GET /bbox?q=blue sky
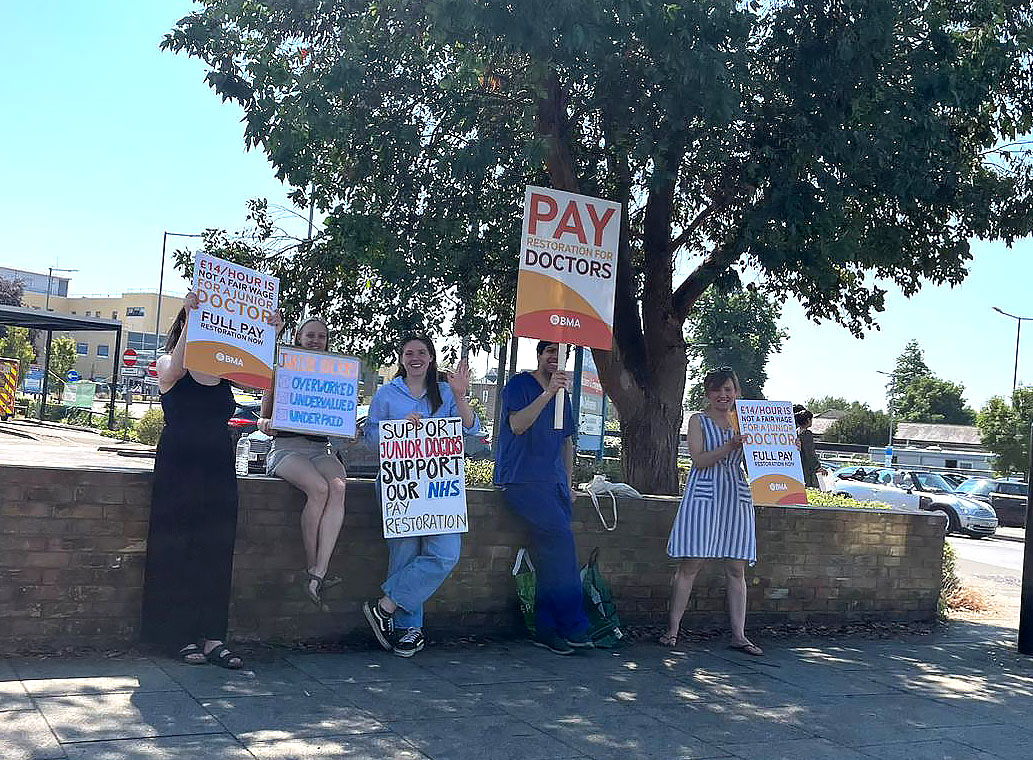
[2,2,1030,412]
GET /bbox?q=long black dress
[140,372,239,650]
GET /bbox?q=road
[948,533,1024,575]
[0,419,153,469]
[948,532,1024,628]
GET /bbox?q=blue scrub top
[494,371,575,486]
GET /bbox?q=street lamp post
[39,266,78,421]
[876,370,895,465]
[992,306,1033,392]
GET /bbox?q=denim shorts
[266,436,333,476]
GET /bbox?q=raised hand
[183,292,200,312]
[447,359,472,397]
[268,310,285,337]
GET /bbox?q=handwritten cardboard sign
[735,400,808,506]
[185,253,279,389]
[271,346,361,438]
[514,186,621,350]
[378,417,468,538]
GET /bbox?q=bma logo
[215,351,243,367]
[549,314,581,328]
[769,482,788,492]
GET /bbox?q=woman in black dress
[140,291,243,668]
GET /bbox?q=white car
[830,467,998,538]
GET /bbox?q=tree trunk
[593,313,688,496]
[618,382,685,495]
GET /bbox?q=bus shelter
[0,304,122,428]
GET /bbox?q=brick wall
[0,464,945,652]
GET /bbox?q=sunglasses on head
[708,366,733,373]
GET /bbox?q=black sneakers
[532,632,575,655]
[393,628,425,658]
[362,599,394,651]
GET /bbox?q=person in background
[794,406,825,489]
[662,367,761,656]
[362,335,481,657]
[494,340,592,656]
[258,317,348,611]
[140,292,254,669]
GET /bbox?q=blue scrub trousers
[501,482,589,639]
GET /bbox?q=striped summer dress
[667,413,757,563]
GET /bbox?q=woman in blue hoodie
[362,335,481,657]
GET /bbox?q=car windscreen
[913,472,952,492]
[956,479,992,496]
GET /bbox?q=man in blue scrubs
[495,340,592,655]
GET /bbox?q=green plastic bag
[580,547,627,648]
[512,548,536,636]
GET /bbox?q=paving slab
[62,733,253,760]
[202,693,386,743]
[537,711,730,760]
[634,701,812,746]
[472,680,628,722]
[388,714,585,760]
[0,661,33,712]
[246,732,431,759]
[284,652,434,685]
[158,659,332,700]
[34,690,222,743]
[13,657,181,696]
[414,648,564,687]
[332,678,501,721]
[721,737,872,760]
[858,738,1004,760]
[0,709,66,760]
[933,723,1033,758]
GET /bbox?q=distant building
[4,266,183,382]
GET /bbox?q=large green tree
[164,0,1033,493]
[48,338,77,397]
[977,387,1033,476]
[823,405,895,448]
[685,283,786,407]
[887,339,975,423]
[897,375,975,424]
[0,327,36,385]
[887,339,932,412]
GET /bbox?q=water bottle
[235,436,250,477]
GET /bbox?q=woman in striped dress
[662,367,761,656]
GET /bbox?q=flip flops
[659,632,679,647]
[177,643,206,665]
[303,571,330,612]
[205,642,244,669]
[728,641,764,657]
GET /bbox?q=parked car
[937,472,972,490]
[955,478,1028,527]
[829,467,998,537]
[243,406,492,477]
[228,400,261,446]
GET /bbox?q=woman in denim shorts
[258,318,347,610]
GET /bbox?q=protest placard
[514,186,621,351]
[184,253,279,389]
[270,346,361,437]
[735,400,808,506]
[378,417,468,539]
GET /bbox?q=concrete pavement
[3,618,1032,760]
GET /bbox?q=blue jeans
[501,482,589,639]
[382,533,461,629]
